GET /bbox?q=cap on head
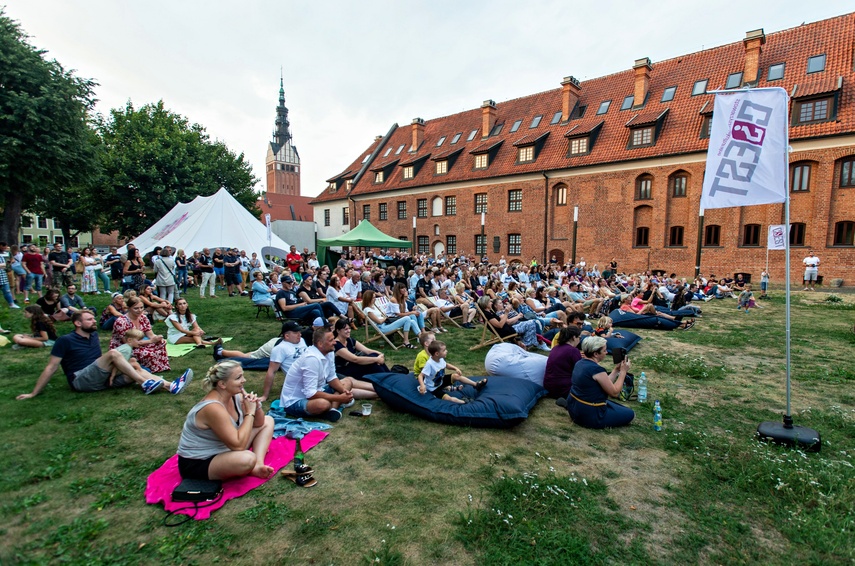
[281,321,303,334]
[281,275,294,284]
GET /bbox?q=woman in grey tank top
[176,361,275,480]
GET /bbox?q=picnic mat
[166,337,232,358]
[145,429,328,520]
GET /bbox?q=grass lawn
[1,289,853,565]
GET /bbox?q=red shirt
[22,252,44,275]
[286,252,303,272]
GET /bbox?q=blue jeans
[1,282,14,306]
[176,268,188,293]
[567,398,635,429]
[282,303,324,322]
[233,357,271,371]
[378,316,417,337]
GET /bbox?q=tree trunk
[1,193,23,245]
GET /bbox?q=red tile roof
[512,131,550,147]
[431,147,463,161]
[312,12,855,204]
[564,119,604,137]
[625,109,669,127]
[794,75,843,98]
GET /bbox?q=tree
[0,9,99,245]
[97,101,259,239]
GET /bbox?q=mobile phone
[349,411,364,417]
[611,347,626,365]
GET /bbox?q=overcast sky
[4,1,852,198]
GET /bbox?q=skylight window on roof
[436,136,446,147]
[661,86,677,102]
[467,129,478,141]
[451,132,462,144]
[807,54,826,74]
[529,115,542,128]
[620,95,634,110]
[767,63,785,81]
[490,122,503,136]
[550,111,563,125]
[596,101,611,115]
[395,144,404,155]
[510,119,522,133]
[383,147,392,157]
[692,79,708,96]
[361,154,370,163]
[725,72,743,89]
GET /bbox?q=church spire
[272,73,291,148]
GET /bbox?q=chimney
[561,76,581,121]
[411,118,425,151]
[633,57,652,108]
[481,100,497,137]
[743,28,766,84]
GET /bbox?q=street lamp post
[571,206,579,265]
[412,216,417,254]
[480,212,485,257]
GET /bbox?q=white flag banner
[265,213,272,244]
[767,224,787,250]
[700,87,789,210]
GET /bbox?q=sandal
[294,463,314,475]
[403,343,416,349]
[281,470,318,488]
[475,378,488,391]
[682,319,696,331]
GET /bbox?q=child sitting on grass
[737,285,755,313]
[417,340,486,404]
[114,329,191,394]
[412,331,435,376]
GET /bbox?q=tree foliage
[97,101,259,239]
[0,9,98,244]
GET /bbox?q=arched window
[635,174,653,200]
[554,184,568,206]
[669,171,689,197]
[833,221,854,246]
[704,224,721,246]
[633,205,652,247]
[431,196,443,216]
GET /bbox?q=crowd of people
[6,240,795,483]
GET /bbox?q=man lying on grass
[16,311,192,400]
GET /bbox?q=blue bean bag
[360,372,546,428]
[609,309,681,330]
[605,330,642,353]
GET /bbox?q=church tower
[265,76,301,195]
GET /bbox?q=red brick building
[312,14,855,284]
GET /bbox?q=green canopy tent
[317,220,412,268]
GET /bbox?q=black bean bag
[608,309,681,330]
[360,372,545,428]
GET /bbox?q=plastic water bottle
[653,400,663,431]
[637,372,647,403]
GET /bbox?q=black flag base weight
[757,414,821,452]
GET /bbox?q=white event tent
[119,188,289,271]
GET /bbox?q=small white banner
[767,224,787,250]
[701,87,789,210]
[265,213,272,244]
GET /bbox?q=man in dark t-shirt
[48,242,74,287]
[223,248,241,296]
[105,247,123,281]
[16,311,191,399]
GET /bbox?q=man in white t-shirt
[259,321,309,402]
[278,327,355,422]
[802,250,820,291]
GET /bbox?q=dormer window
[631,127,653,147]
[345,180,353,191]
[374,171,384,184]
[474,154,488,169]
[436,160,448,175]
[328,182,337,192]
[795,97,832,124]
[403,166,414,180]
[518,146,534,163]
[569,137,588,155]
[626,109,668,149]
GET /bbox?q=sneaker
[24,299,30,304]
[142,379,163,395]
[555,397,567,408]
[324,408,342,422]
[12,344,22,350]
[538,343,552,352]
[10,303,20,309]
[213,343,224,361]
[240,291,249,296]
[340,399,356,409]
[803,287,810,291]
[461,323,475,329]
[170,368,194,394]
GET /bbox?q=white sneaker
[538,343,552,352]
[10,303,21,309]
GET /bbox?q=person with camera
[564,336,634,429]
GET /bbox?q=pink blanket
[145,430,327,520]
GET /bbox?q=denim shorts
[284,385,335,417]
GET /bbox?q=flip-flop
[281,470,318,488]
